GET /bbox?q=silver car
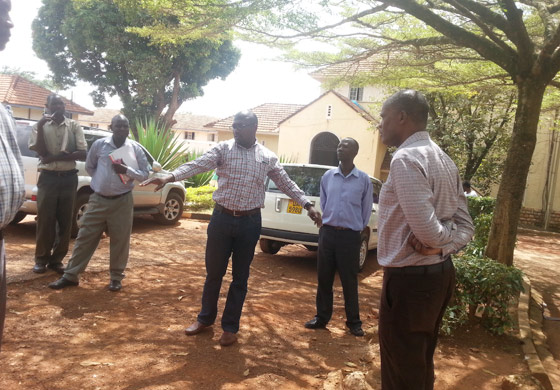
[12,119,186,236]
[259,163,382,270]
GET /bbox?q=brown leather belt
[324,224,353,231]
[215,204,260,217]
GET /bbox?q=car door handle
[275,198,281,212]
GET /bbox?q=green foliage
[464,197,497,257]
[134,117,188,171]
[184,150,214,188]
[442,254,524,335]
[426,91,514,193]
[185,185,216,211]
[32,0,240,126]
[279,154,297,163]
[467,196,497,220]
[0,67,59,90]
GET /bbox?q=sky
[1,0,322,119]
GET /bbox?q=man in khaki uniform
[29,94,87,274]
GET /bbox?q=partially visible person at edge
[141,110,322,347]
[463,181,479,198]
[377,89,474,390]
[48,115,149,292]
[0,0,25,351]
[304,137,372,337]
[29,94,87,275]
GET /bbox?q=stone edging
[182,211,211,221]
[518,275,555,390]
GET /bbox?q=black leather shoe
[108,280,122,292]
[33,264,47,274]
[47,263,65,274]
[304,317,327,329]
[350,327,364,337]
[48,277,79,289]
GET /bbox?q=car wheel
[154,192,184,225]
[9,211,27,225]
[72,192,91,238]
[304,245,318,252]
[260,239,282,255]
[359,233,369,272]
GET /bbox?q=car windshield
[267,166,329,197]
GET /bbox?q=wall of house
[277,93,386,179]
[518,112,560,230]
[329,85,386,106]
[11,107,43,120]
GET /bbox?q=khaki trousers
[63,192,133,283]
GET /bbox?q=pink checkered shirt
[378,132,474,267]
[172,139,309,211]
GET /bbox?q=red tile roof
[173,113,218,132]
[204,103,305,133]
[0,74,93,115]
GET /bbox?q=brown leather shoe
[219,331,237,347]
[184,321,211,336]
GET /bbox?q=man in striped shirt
[142,110,321,346]
[377,90,474,390]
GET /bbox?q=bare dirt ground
[0,216,536,389]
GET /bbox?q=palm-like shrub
[134,117,188,171]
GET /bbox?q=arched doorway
[309,132,339,166]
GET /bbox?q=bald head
[109,114,130,147]
[111,114,129,127]
[384,89,429,129]
[232,110,258,148]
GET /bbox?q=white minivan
[259,163,382,270]
[12,119,186,236]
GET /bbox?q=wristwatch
[304,202,312,211]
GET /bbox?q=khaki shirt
[29,118,87,171]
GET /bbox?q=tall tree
[32,0,240,128]
[237,0,560,266]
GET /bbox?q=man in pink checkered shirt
[377,90,474,390]
[142,110,321,347]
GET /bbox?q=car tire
[359,233,369,272]
[304,245,318,252]
[9,211,27,225]
[260,238,282,255]
[72,192,91,238]
[154,192,184,225]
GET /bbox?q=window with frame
[349,87,364,101]
[184,131,195,140]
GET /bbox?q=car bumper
[260,227,319,246]
[19,199,37,215]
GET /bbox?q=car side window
[15,124,37,157]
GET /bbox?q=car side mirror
[152,161,162,172]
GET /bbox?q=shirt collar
[234,140,257,150]
[108,136,130,148]
[398,131,430,151]
[335,165,359,178]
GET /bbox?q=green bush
[184,150,215,188]
[441,195,523,335]
[442,255,524,335]
[185,186,216,211]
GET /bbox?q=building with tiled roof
[205,103,305,152]
[0,74,93,120]
[77,108,121,130]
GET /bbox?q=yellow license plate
[287,200,303,214]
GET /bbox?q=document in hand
[109,144,138,184]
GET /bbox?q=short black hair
[234,110,258,127]
[342,137,359,152]
[384,89,429,127]
[46,93,63,106]
[462,181,471,189]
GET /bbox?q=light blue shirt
[86,137,150,196]
[320,166,373,231]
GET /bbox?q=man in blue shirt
[48,115,150,291]
[305,137,373,336]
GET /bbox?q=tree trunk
[162,72,182,129]
[485,79,547,265]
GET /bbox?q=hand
[408,233,442,256]
[307,206,322,227]
[140,173,174,191]
[38,114,52,126]
[112,161,128,174]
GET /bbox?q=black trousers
[379,257,455,390]
[315,225,362,329]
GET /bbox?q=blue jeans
[197,208,261,333]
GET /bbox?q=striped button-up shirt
[172,139,310,211]
[378,132,474,267]
[0,105,25,229]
